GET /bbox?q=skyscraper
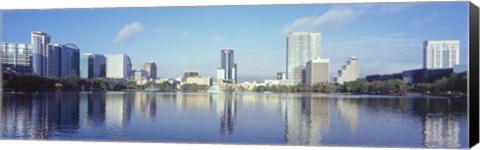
[1,42,33,74]
[334,57,359,85]
[60,43,80,78]
[106,54,132,79]
[140,62,157,80]
[50,44,62,78]
[305,57,329,85]
[31,31,51,77]
[220,48,237,83]
[423,40,460,69]
[286,32,321,84]
[80,53,106,79]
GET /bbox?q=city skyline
[1,2,469,82]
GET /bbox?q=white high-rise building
[31,31,51,77]
[423,40,460,69]
[286,32,321,84]
[1,42,33,74]
[335,57,359,85]
[106,54,132,79]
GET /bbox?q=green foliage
[158,81,176,92]
[181,83,208,92]
[127,81,137,89]
[344,79,369,93]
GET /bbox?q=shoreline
[1,89,467,99]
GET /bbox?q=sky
[1,2,470,82]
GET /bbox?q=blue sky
[1,2,470,82]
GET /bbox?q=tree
[127,81,137,89]
[369,80,384,93]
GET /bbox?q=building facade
[286,32,321,84]
[334,57,359,84]
[277,71,287,80]
[220,48,237,83]
[80,53,106,79]
[423,40,460,69]
[59,43,80,78]
[1,42,33,74]
[183,70,199,81]
[106,54,132,79]
[140,62,157,80]
[305,57,329,85]
[185,76,213,86]
[31,31,52,77]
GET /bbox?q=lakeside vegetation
[2,72,466,96]
[252,73,467,96]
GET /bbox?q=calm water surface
[0,92,468,148]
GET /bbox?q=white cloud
[114,22,145,44]
[182,30,191,35]
[283,7,366,33]
[211,34,224,42]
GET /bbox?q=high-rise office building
[220,48,237,83]
[140,62,157,80]
[1,42,33,74]
[59,43,80,78]
[50,44,62,78]
[423,40,460,69]
[305,57,329,85]
[80,53,106,79]
[106,54,132,79]
[31,31,51,77]
[48,43,80,78]
[334,57,359,85]
[286,32,321,84]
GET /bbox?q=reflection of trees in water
[212,93,237,137]
[0,92,80,139]
[423,113,460,148]
[362,98,410,113]
[336,98,359,133]
[285,94,330,146]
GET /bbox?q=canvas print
[0,1,474,148]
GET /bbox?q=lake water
[0,92,469,148]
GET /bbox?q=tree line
[251,73,466,95]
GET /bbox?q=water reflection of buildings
[336,98,359,133]
[423,113,460,147]
[134,92,157,121]
[210,93,237,137]
[105,92,132,129]
[0,94,33,138]
[85,93,106,127]
[285,94,330,145]
[176,93,211,112]
[0,92,80,139]
[414,99,464,148]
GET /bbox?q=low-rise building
[185,76,213,86]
